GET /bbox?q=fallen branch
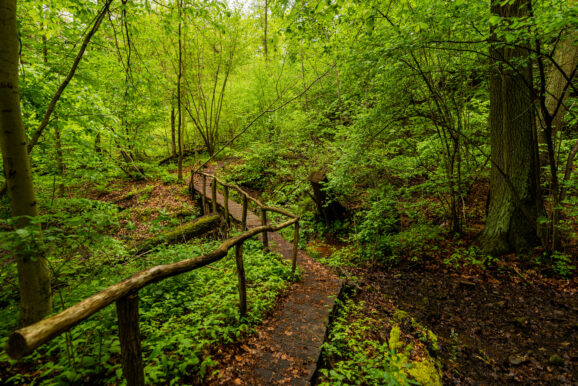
[134,213,220,253]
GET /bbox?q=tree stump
[308,170,347,224]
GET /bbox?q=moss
[388,309,443,385]
[408,357,443,386]
[135,214,220,252]
[426,329,439,352]
[393,309,439,353]
[389,326,402,351]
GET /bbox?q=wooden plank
[224,185,230,228]
[241,195,248,230]
[211,177,217,213]
[202,175,207,215]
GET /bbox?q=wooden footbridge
[190,170,343,384]
[5,170,343,385]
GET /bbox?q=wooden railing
[6,176,301,386]
[190,171,300,272]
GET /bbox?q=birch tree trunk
[0,0,52,326]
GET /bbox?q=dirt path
[191,173,343,385]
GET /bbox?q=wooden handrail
[6,218,297,360]
[192,171,298,219]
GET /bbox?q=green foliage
[227,144,287,189]
[320,298,442,385]
[354,187,400,263]
[549,251,575,278]
[319,299,412,385]
[0,239,294,384]
[443,247,497,270]
[0,198,120,264]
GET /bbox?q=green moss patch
[319,298,442,385]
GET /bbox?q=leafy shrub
[227,143,285,189]
[443,247,497,270]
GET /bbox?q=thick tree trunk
[477,0,541,255]
[0,0,52,326]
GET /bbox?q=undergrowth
[0,238,295,384]
[318,298,412,385]
[319,297,442,385]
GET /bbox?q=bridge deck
[192,174,343,385]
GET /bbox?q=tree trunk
[177,1,184,182]
[0,0,52,326]
[308,170,347,225]
[477,0,542,255]
[263,0,268,60]
[171,106,177,157]
[54,124,65,196]
[544,30,578,141]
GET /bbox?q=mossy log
[134,213,220,253]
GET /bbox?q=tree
[185,7,240,156]
[477,0,542,255]
[0,0,52,326]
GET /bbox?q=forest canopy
[0,0,576,384]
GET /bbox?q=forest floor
[308,182,578,384]
[83,164,577,384]
[336,260,578,384]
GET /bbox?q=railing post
[241,195,248,231]
[292,220,299,273]
[261,209,269,249]
[235,243,247,317]
[223,185,230,228]
[202,175,207,215]
[116,293,145,386]
[211,177,217,213]
[189,171,195,200]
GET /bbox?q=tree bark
[544,29,578,140]
[477,0,542,255]
[0,0,52,326]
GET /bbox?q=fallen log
[134,213,220,253]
